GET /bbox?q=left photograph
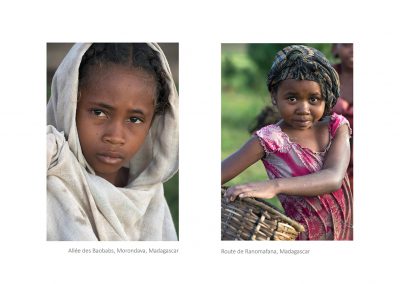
[47,43,179,241]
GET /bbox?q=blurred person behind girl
[332,43,353,186]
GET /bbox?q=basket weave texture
[221,188,305,240]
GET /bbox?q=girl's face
[76,64,156,184]
[273,79,325,130]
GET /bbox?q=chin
[92,164,120,176]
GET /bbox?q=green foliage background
[164,173,179,235]
[221,43,334,211]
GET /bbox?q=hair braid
[146,51,170,115]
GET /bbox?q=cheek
[277,102,293,114]
[76,118,85,144]
[77,127,92,152]
[76,107,87,134]
[126,128,151,154]
[76,113,97,151]
[320,101,327,113]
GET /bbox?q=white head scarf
[47,43,179,241]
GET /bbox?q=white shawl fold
[47,43,178,241]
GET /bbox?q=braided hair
[248,105,280,134]
[78,43,170,115]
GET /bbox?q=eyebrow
[89,102,146,115]
[283,91,297,96]
[282,92,322,99]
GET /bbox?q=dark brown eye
[129,117,143,124]
[90,109,106,117]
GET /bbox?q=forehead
[79,64,156,111]
[81,64,156,100]
[277,79,321,94]
[83,63,155,88]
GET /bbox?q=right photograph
[221,43,353,241]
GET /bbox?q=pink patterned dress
[256,113,353,240]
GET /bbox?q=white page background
[1,1,399,283]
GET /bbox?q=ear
[271,93,277,105]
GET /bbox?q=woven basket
[221,187,305,240]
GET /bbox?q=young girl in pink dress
[222,45,353,240]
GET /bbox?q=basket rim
[221,187,305,233]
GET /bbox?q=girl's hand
[224,180,278,202]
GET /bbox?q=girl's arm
[222,136,265,185]
[225,124,351,201]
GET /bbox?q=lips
[96,151,124,165]
[293,119,311,127]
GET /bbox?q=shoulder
[47,125,66,141]
[47,125,68,170]
[47,125,67,154]
[256,124,281,138]
[327,113,352,138]
[255,124,288,153]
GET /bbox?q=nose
[296,101,310,115]
[102,120,125,145]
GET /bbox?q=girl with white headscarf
[47,43,179,241]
